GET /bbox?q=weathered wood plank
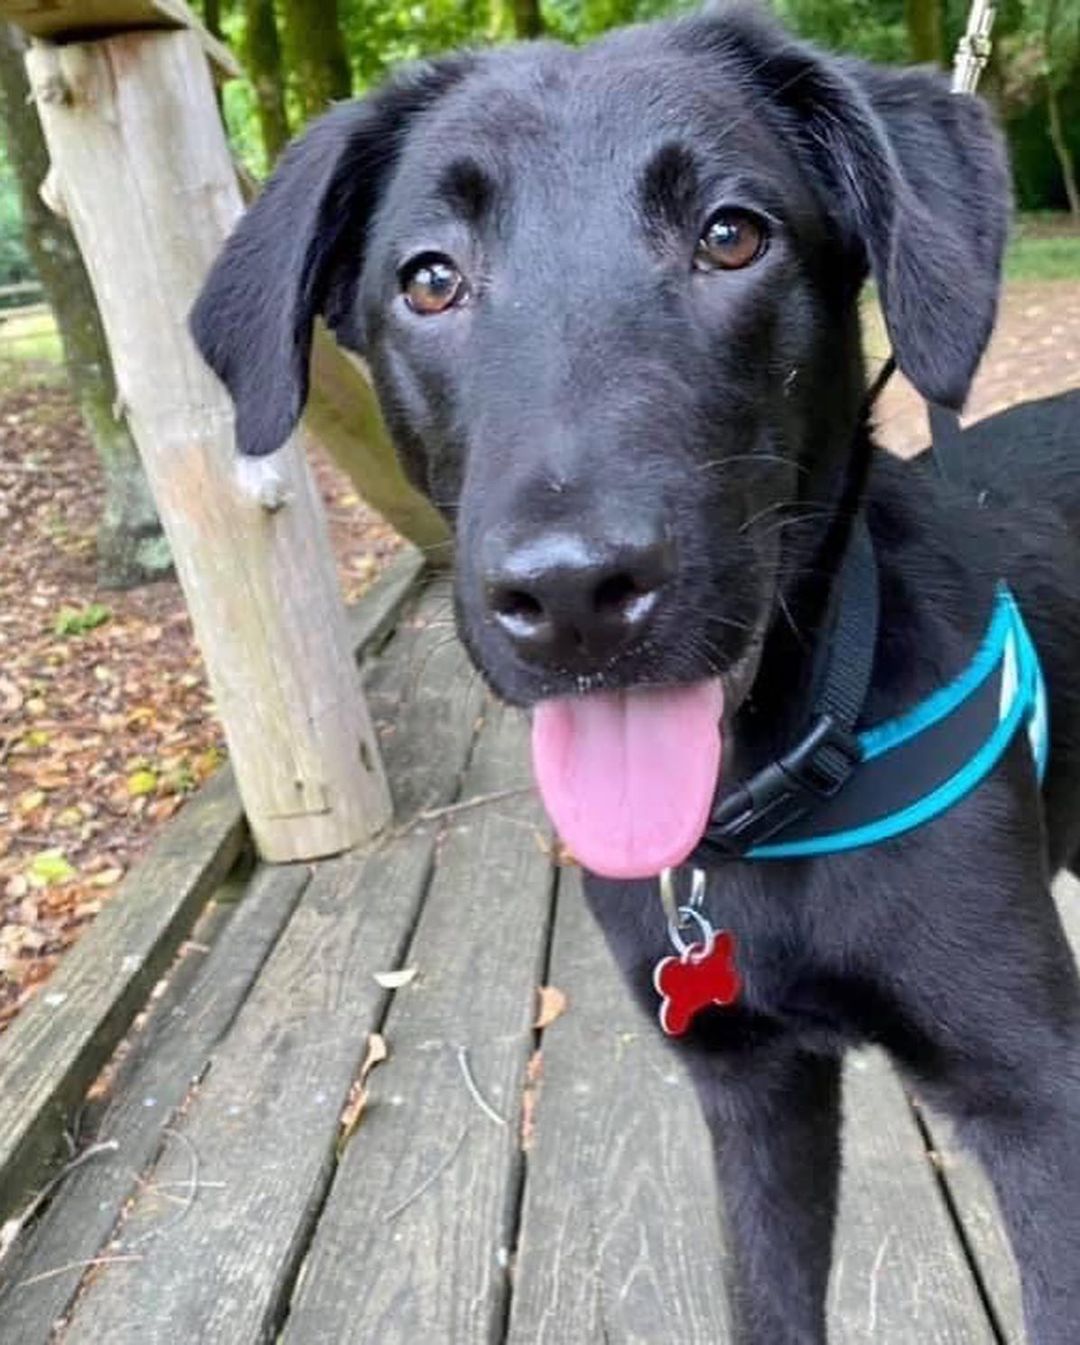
[60,598,486,1345]
[507,868,735,1345]
[916,872,1080,1345]
[0,766,245,1225]
[0,0,239,79]
[26,31,391,861]
[0,863,310,1344]
[912,1112,1022,1344]
[281,704,549,1345]
[830,1050,997,1344]
[0,561,421,1233]
[345,547,425,662]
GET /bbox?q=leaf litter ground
[0,376,401,1030]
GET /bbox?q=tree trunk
[1047,82,1080,221]
[280,0,351,124]
[904,0,944,64]
[0,24,170,588]
[1044,0,1080,223]
[200,0,224,40]
[244,0,290,164]
[510,0,544,39]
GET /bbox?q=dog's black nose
[484,527,674,666]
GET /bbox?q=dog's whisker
[774,586,810,651]
[697,453,809,477]
[738,497,814,534]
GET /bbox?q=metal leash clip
[659,866,711,953]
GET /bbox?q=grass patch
[1004,229,1080,283]
[54,603,112,637]
[0,305,62,363]
[0,305,64,389]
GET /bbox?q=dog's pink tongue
[531,681,724,879]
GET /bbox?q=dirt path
[872,280,1080,455]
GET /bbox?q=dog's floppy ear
[189,55,474,458]
[682,13,1009,408]
[834,58,1010,408]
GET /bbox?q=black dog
[191,8,1080,1341]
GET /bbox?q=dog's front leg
[915,994,1080,1343]
[689,1044,843,1345]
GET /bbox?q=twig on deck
[384,785,533,843]
[420,785,531,823]
[457,1046,507,1127]
[124,1128,201,1248]
[379,785,532,844]
[0,1140,119,1267]
[382,1126,470,1223]
[15,1254,144,1291]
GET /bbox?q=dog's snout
[484,526,674,667]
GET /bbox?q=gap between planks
[0,864,312,1343]
[279,702,556,1345]
[53,584,489,1345]
[912,871,1080,1345]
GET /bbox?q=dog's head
[191,8,1009,878]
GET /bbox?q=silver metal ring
[660,867,708,933]
[667,904,715,959]
[659,868,681,930]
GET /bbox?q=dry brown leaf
[361,1032,389,1079]
[373,966,418,990]
[534,985,568,1030]
[0,676,23,718]
[337,1032,390,1147]
[520,1049,544,1152]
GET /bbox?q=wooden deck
[1,567,1073,1344]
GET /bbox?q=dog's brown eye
[401,254,465,314]
[694,210,767,272]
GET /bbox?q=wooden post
[23,29,392,861]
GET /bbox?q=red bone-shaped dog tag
[653,931,741,1037]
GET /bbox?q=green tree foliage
[0,140,32,289]
[776,0,909,61]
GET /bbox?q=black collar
[691,511,879,861]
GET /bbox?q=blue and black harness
[691,500,1049,866]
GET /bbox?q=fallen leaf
[0,676,23,717]
[337,1033,390,1149]
[520,1049,544,1152]
[17,789,46,815]
[361,1033,389,1078]
[373,967,418,990]
[126,769,158,797]
[26,850,76,886]
[534,985,568,1030]
[89,867,124,888]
